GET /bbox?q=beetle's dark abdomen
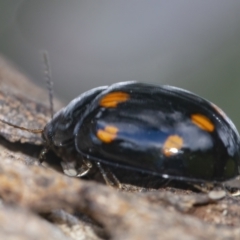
[75,82,240,181]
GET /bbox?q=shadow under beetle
[37,81,240,183]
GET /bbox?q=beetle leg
[38,147,49,164]
[191,183,212,193]
[96,162,122,189]
[61,159,92,177]
[61,161,78,177]
[76,160,92,177]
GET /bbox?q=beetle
[37,81,240,183]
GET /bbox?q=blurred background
[0,1,240,128]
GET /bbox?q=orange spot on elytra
[162,135,183,157]
[191,114,214,132]
[100,92,130,108]
[97,125,119,143]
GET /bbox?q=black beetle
[38,81,240,183]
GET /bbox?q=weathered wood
[0,56,240,240]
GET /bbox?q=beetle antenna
[0,52,55,135]
[42,50,54,119]
[0,51,54,135]
[0,119,43,134]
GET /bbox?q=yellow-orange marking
[191,114,214,132]
[97,125,119,143]
[100,92,130,108]
[162,135,183,157]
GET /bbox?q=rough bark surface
[0,56,240,240]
